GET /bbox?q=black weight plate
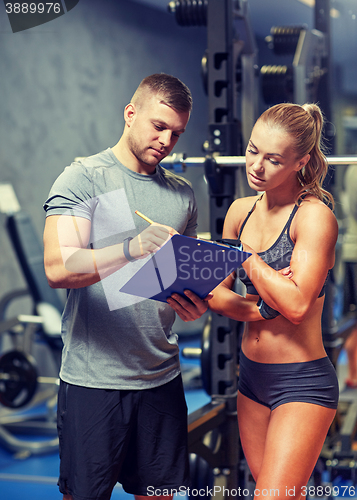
[0,350,38,408]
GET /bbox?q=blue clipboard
[119,234,251,302]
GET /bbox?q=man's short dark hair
[132,73,192,113]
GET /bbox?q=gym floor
[0,334,355,500]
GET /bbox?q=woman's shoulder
[298,195,336,218]
[223,195,261,238]
[293,195,338,237]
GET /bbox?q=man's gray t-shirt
[44,148,198,390]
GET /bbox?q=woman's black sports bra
[236,197,328,297]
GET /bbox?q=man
[43,73,208,500]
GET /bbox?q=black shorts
[238,350,339,411]
[57,375,190,499]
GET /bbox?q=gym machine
[168,0,357,494]
[0,183,63,457]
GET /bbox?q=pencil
[135,210,154,225]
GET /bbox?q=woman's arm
[208,198,265,322]
[208,272,263,322]
[241,201,338,324]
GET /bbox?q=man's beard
[127,135,165,167]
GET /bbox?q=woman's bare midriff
[241,295,328,364]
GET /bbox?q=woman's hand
[278,266,293,279]
[241,239,294,281]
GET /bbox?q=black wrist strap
[257,297,280,320]
[123,237,136,262]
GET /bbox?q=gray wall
[0,0,209,304]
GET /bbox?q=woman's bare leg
[237,392,336,500]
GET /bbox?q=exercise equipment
[0,184,63,455]
[260,0,335,158]
[168,0,207,26]
[261,25,327,105]
[6,210,64,355]
[0,348,59,409]
[0,310,60,456]
[0,350,38,409]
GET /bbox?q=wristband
[123,237,136,262]
[257,297,280,320]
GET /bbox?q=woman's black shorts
[57,375,190,499]
[238,350,339,411]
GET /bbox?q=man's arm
[44,214,176,289]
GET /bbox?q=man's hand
[167,290,213,322]
[129,223,178,260]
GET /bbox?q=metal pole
[161,155,357,170]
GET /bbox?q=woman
[208,102,339,498]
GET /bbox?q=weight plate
[0,350,38,408]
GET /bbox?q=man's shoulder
[74,148,116,170]
[57,149,119,185]
[50,149,117,195]
[157,164,193,191]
